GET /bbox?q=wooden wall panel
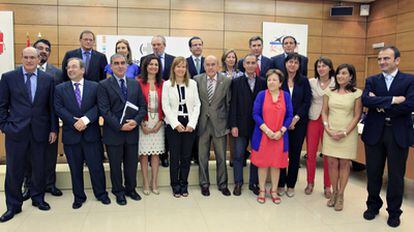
[118,8,170,28]
[398,0,414,15]
[118,0,170,9]
[171,10,224,30]
[365,34,396,55]
[58,0,116,7]
[396,11,414,33]
[275,17,323,36]
[58,45,81,65]
[0,4,57,25]
[0,0,56,4]
[322,20,366,38]
[367,17,397,38]
[307,36,322,53]
[225,0,275,16]
[59,26,117,45]
[327,54,365,72]
[368,0,397,21]
[14,25,58,45]
[118,28,169,36]
[203,49,225,61]
[58,6,117,27]
[224,31,257,50]
[399,51,414,71]
[396,31,414,52]
[277,0,323,19]
[225,14,274,32]
[307,53,322,72]
[13,43,59,66]
[170,29,224,49]
[171,0,223,12]
[321,37,365,55]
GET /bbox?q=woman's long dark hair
[140,54,162,86]
[314,56,335,79]
[284,52,302,83]
[332,63,357,92]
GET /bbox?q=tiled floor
[1,162,414,232]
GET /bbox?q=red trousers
[305,116,331,187]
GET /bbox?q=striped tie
[207,78,214,103]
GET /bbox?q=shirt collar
[37,62,47,71]
[207,73,217,81]
[114,74,126,82]
[244,72,256,80]
[192,55,202,61]
[81,48,92,55]
[71,78,84,86]
[22,66,38,77]
[256,55,262,61]
[382,69,398,78]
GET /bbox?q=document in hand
[120,101,139,124]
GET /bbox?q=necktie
[207,78,214,103]
[255,58,260,77]
[119,79,127,100]
[74,83,82,108]
[84,52,91,73]
[195,57,201,75]
[25,73,33,102]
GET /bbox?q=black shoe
[99,196,111,205]
[219,187,231,196]
[45,186,63,196]
[387,215,401,228]
[201,186,210,196]
[233,184,242,196]
[0,208,21,223]
[161,158,169,167]
[249,185,260,196]
[72,201,83,209]
[125,190,142,201]
[22,188,31,201]
[229,161,233,167]
[32,201,51,211]
[363,209,379,220]
[116,195,127,206]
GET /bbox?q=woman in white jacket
[162,56,201,198]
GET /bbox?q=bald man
[0,47,58,222]
[194,55,232,197]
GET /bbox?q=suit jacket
[61,48,108,82]
[187,56,205,78]
[97,76,147,146]
[237,55,273,78]
[361,71,414,148]
[229,75,267,137]
[54,80,101,145]
[46,63,63,85]
[0,68,58,142]
[281,74,311,124]
[271,53,308,77]
[194,72,232,137]
[162,79,201,129]
[140,53,175,80]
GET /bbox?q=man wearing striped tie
[194,55,232,197]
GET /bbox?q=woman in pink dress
[251,69,293,204]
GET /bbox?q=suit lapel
[388,71,400,93]
[211,73,223,103]
[66,82,80,110]
[126,78,135,102]
[378,74,389,93]
[32,72,44,105]
[188,57,196,75]
[199,74,208,101]
[17,68,31,103]
[81,81,89,110]
[109,77,126,103]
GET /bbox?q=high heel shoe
[151,187,160,195]
[257,190,266,204]
[143,186,150,196]
[270,190,281,204]
[327,191,337,207]
[324,187,332,199]
[304,184,314,195]
[334,193,344,211]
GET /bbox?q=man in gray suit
[194,55,232,197]
[22,39,63,200]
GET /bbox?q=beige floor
[0,163,414,232]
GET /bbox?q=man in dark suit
[55,58,110,209]
[237,36,273,77]
[140,35,175,81]
[22,39,63,200]
[97,54,147,206]
[140,35,175,168]
[271,36,308,77]
[187,36,205,78]
[61,30,108,82]
[0,47,58,222]
[194,55,232,197]
[229,54,267,196]
[361,46,414,228]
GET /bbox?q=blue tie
[119,79,127,100]
[25,73,33,102]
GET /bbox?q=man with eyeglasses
[61,30,108,82]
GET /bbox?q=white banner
[96,35,191,65]
[262,22,308,58]
[0,11,15,78]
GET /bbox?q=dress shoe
[387,215,401,228]
[22,188,31,201]
[304,183,314,195]
[161,158,169,167]
[334,193,344,211]
[363,209,379,220]
[99,196,111,205]
[0,208,21,223]
[233,184,242,196]
[32,201,51,211]
[45,186,63,196]
[201,186,210,196]
[116,195,127,206]
[249,185,260,196]
[286,188,295,198]
[72,201,83,209]
[219,187,231,196]
[125,190,142,201]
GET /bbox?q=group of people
[0,30,413,229]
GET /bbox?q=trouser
[232,136,257,186]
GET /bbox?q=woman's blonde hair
[169,56,190,87]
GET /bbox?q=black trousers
[364,125,408,217]
[278,121,307,188]
[5,134,47,210]
[166,125,196,193]
[64,141,108,203]
[106,143,138,197]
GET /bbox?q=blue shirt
[105,63,140,79]
[81,48,92,66]
[22,67,37,102]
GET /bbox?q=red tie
[255,64,260,77]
